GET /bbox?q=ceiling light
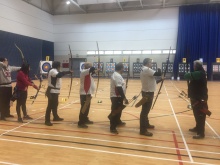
[66,1,70,5]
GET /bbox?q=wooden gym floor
[0,78,219,165]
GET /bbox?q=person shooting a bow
[139,58,162,136]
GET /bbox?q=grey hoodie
[0,62,20,87]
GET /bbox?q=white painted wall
[53,8,178,75]
[0,0,178,76]
[53,8,178,56]
[0,0,53,41]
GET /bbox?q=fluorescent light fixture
[87,51,95,54]
[172,50,176,54]
[96,51,104,54]
[162,50,170,54]
[66,1,70,5]
[152,50,162,54]
[113,51,122,54]
[105,51,113,54]
[132,51,142,54]
[142,50,151,54]
[123,51,131,54]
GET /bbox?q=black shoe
[189,127,197,133]
[78,124,88,128]
[140,131,153,136]
[85,120,93,124]
[147,124,155,129]
[53,118,64,121]
[117,121,126,126]
[193,134,205,139]
[45,121,53,126]
[23,115,33,120]
[18,118,23,123]
[5,114,14,118]
[110,129,118,134]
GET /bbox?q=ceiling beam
[140,0,143,8]
[70,0,86,13]
[116,0,123,11]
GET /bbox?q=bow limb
[126,55,130,89]
[94,41,100,97]
[68,45,73,99]
[186,48,190,95]
[31,74,42,105]
[15,43,25,63]
[151,46,172,109]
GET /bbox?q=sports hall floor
[0,78,219,165]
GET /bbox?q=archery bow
[186,48,190,96]
[94,41,100,97]
[68,45,73,99]
[15,43,25,63]
[31,74,42,105]
[126,55,130,89]
[151,47,172,109]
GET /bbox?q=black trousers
[0,87,12,118]
[16,91,28,118]
[190,99,206,136]
[45,93,59,122]
[140,92,154,132]
[110,97,123,130]
[78,95,91,125]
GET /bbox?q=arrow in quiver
[192,101,212,116]
[108,95,137,120]
[135,93,154,108]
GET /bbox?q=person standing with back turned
[109,62,128,134]
[0,57,20,120]
[184,60,208,139]
[78,62,96,128]
[45,61,72,126]
[139,58,162,136]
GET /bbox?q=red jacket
[16,71,33,91]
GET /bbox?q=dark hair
[115,62,124,71]
[0,57,6,62]
[21,63,30,74]
[143,58,152,66]
[52,61,61,69]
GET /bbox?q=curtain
[174,4,220,80]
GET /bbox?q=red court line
[172,131,183,165]
[0,122,219,147]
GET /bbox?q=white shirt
[80,69,95,95]
[110,71,126,97]
[140,66,156,92]
[48,68,61,93]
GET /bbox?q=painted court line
[0,100,79,137]
[0,161,20,165]
[164,85,194,162]
[0,138,216,165]
[205,121,220,139]
[170,81,220,139]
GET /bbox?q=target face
[42,62,51,73]
[40,61,52,74]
